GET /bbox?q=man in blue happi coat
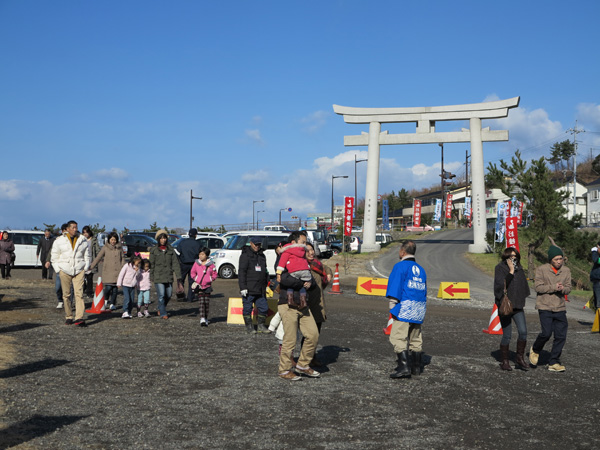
[386,240,428,378]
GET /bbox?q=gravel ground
[1,258,600,449]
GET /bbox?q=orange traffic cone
[329,263,342,294]
[482,304,503,335]
[383,313,394,335]
[85,277,111,314]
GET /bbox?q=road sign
[356,277,388,296]
[436,282,470,299]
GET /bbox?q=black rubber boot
[243,315,256,334]
[411,351,422,376]
[390,351,411,379]
[257,315,271,334]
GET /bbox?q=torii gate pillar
[333,97,520,253]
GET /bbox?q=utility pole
[439,143,444,227]
[568,121,585,218]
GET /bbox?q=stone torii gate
[333,96,520,253]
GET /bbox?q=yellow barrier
[226,297,279,325]
[356,277,388,296]
[436,282,470,299]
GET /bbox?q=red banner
[506,217,519,252]
[344,196,354,237]
[517,201,524,225]
[445,194,453,219]
[413,199,422,227]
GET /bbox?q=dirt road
[1,264,599,449]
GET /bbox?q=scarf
[309,258,328,286]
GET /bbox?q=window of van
[12,233,42,246]
[224,235,251,250]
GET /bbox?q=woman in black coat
[494,247,531,371]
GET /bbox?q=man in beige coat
[530,245,571,372]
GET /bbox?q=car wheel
[219,264,235,279]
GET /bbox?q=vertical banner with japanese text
[506,217,519,251]
[382,199,389,230]
[413,199,422,227]
[434,199,442,222]
[495,202,507,243]
[464,197,471,217]
[344,196,354,237]
[445,194,453,219]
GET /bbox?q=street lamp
[256,210,265,230]
[354,154,367,220]
[331,175,349,234]
[252,200,264,231]
[190,190,203,230]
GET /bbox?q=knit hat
[155,229,169,240]
[548,245,563,262]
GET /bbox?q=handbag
[498,280,514,316]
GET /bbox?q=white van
[263,225,289,232]
[375,233,393,244]
[5,230,45,266]
[210,231,290,279]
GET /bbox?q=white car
[4,230,45,266]
[348,236,362,252]
[211,231,290,279]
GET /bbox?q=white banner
[434,199,442,222]
[464,197,471,217]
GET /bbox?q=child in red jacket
[276,232,313,306]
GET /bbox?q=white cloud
[0,149,467,230]
[244,128,264,145]
[484,95,564,160]
[72,168,130,182]
[299,110,330,134]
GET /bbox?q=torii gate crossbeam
[333,97,520,253]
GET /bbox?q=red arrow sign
[360,279,388,293]
[443,284,469,297]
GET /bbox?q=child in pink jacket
[117,255,142,319]
[190,247,218,326]
[136,259,152,317]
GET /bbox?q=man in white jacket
[51,220,91,326]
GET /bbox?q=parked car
[210,231,290,279]
[329,239,343,255]
[264,225,289,231]
[304,230,331,258]
[348,236,362,252]
[132,231,180,245]
[4,230,44,266]
[376,233,393,244]
[172,236,227,256]
[122,234,157,258]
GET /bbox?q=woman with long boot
[493,247,531,371]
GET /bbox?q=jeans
[242,294,268,316]
[500,309,527,345]
[532,310,568,365]
[155,283,172,317]
[122,286,136,314]
[104,284,119,306]
[137,290,150,306]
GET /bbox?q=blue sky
[1,0,599,231]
